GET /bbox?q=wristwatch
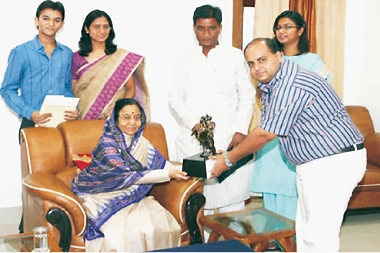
[222,152,235,167]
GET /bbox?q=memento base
[182,153,208,178]
[183,152,254,181]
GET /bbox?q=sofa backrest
[57,120,170,167]
[58,120,104,167]
[21,120,170,178]
[346,106,375,137]
[20,127,66,178]
[141,122,170,160]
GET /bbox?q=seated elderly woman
[71,98,189,252]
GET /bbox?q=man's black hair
[193,4,222,25]
[36,0,65,21]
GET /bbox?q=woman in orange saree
[72,9,150,120]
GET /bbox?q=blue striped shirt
[0,35,74,120]
[259,59,363,165]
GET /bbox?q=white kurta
[169,45,255,209]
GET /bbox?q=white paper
[205,159,216,179]
[39,95,79,127]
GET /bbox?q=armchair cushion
[55,167,80,188]
[365,133,380,166]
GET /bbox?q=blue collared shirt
[0,35,74,120]
[259,59,363,165]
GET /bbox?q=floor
[0,198,379,252]
[0,206,22,236]
[242,197,380,252]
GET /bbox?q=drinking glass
[33,226,49,252]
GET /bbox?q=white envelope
[205,159,216,179]
[39,95,79,127]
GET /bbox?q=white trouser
[296,148,366,252]
[204,200,245,215]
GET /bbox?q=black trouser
[18,118,36,233]
[19,118,35,143]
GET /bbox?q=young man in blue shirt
[1,0,78,135]
[0,0,78,233]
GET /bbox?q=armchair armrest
[149,177,203,223]
[365,133,380,167]
[23,171,87,251]
[149,177,205,244]
[23,171,86,234]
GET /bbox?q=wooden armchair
[346,106,380,209]
[20,120,205,252]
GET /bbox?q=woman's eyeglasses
[91,25,111,31]
[273,25,299,31]
[119,115,143,122]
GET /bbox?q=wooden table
[199,207,296,252]
[0,232,61,252]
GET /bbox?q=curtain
[248,0,345,131]
[315,0,346,98]
[253,0,289,38]
[289,0,317,52]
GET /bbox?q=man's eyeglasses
[273,25,299,31]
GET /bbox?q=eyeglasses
[273,25,299,31]
[119,115,143,122]
[91,25,111,31]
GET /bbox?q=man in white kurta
[168,4,255,214]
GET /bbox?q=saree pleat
[85,196,181,252]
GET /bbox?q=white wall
[242,7,255,50]
[343,0,380,129]
[0,0,233,209]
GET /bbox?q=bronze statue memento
[191,114,216,157]
[182,114,216,178]
[183,114,254,180]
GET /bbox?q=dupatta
[72,103,165,240]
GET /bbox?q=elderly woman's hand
[169,169,189,180]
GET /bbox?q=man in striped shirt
[210,38,366,252]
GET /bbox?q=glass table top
[208,208,294,235]
[0,232,60,252]
[0,233,35,252]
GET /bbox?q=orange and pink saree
[72,49,150,120]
